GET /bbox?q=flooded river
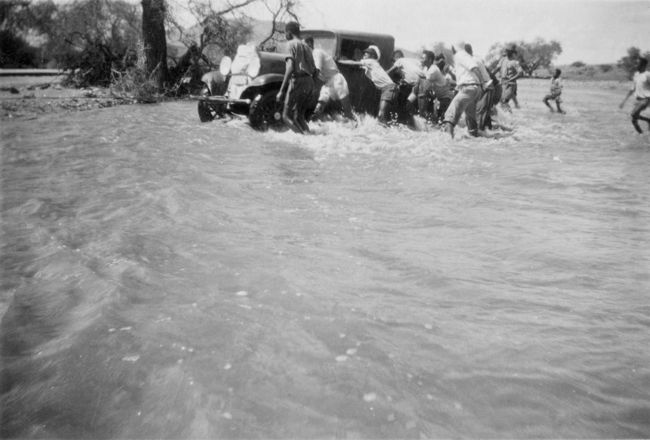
[1,79,649,438]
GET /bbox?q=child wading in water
[543,68,565,114]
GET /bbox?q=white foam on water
[266,113,470,162]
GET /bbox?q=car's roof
[303,29,394,43]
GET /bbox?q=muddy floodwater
[1,79,649,438]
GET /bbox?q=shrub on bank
[0,30,39,68]
[109,43,161,104]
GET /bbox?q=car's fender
[239,73,285,101]
[248,73,284,88]
[201,71,227,95]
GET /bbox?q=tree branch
[215,0,259,16]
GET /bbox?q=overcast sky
[289,0,649,64]
[162,0,649,64]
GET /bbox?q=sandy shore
[0,75,132,120]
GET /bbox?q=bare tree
[257,0,298,51]
[142,0,301,90]
[168,0,258,51]
[168,0,300,55]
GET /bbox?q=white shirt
[474,56,490,85]
[393,57,424,85]
[632,71,650,99]
[361,58,394,89]
[424,64,455,99]
[312,48,339,83]
[550,77,562,95]
[453,50,480,86]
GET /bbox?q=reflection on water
[1,80,650,438]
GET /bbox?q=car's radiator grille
[227,75,249,99]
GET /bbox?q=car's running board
[191,95,251,105]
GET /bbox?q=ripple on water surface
[1,84,650,438]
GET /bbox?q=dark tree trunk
[141,0,169,90]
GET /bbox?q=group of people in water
[276,21,650,137]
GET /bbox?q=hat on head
[364,45,381,60]
[506,43,517,53]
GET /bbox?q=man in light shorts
[620,57,650,134]
[339,45,398,125]
[304,36,355,122]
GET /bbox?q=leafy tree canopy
[618,46,650,78]
[486,38,562,75]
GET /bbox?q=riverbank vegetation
[1,0,300,99]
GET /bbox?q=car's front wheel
[197,86,217,122]
[248,91,284,131]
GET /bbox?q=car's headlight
[246,56,261,77]
[219,56,232,76]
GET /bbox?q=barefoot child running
[543,68,565,114]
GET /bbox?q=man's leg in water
[312,81,331,121]
[312,101,325,119]
[378,99,390,125]
[340,96,357,122]
[296,101,310,133]
[464,93,479,137]
[282,83,304,134]
[500,83,514,112]
[543,95,554,112]
[295,77,314,133]
[631,98,650,133]
[512,83,520,109]
[377,84,397,125]
[437,97,451,124]
[443,85,480,138]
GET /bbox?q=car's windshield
[340,38,372,61]
[306,35,337,58]
[272,33,336,58]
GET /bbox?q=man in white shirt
[620,57,650,134]
[442,41,487,138]
[304,37,355,122]
[465,43,500,131]
[387,50,424,87]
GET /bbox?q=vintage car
[196,30,410,129]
